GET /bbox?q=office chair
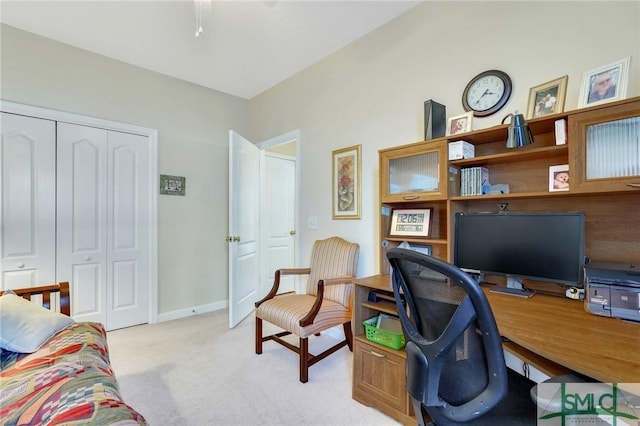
[255,236,359,383]
[387,248,537,425]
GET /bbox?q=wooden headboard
[0,282,71,316]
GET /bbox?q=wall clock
[462,70,513,117]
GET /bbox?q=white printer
[585,261,640,322]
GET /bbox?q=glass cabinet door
[570,100,640,193]
[380,139,447,201]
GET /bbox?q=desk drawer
[353,336,408,414]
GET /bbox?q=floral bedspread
[0,322,146,425]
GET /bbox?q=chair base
[255,317,353,383]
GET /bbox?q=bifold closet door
[57,123,149,330]
[0,113,56,289]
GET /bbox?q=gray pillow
[0,293,74,353]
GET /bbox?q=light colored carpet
[108,310,401,426]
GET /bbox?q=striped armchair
[254,236,359,383]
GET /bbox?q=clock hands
[474,89,489,105]
[474,89,498,105]
[475,89,496,105]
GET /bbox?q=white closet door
[57,123,149,330]
[1,113,56,289]
[56,122,108,324]
[106,130,149,330]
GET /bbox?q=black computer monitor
[453,212,586,297]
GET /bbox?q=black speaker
[424,100,446,140]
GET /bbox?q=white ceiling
[1,0,423,99]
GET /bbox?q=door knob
[289,230,296,235]
[232,236,240,242]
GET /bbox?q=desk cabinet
[569,99,640,193]
[352,275,414,426]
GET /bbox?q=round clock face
[462,70,512,117]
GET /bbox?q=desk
[353,274,640,383]
[485,286,640,383]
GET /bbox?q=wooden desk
[353,274,640,383]
[485,286,640,383]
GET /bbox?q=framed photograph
[549,165,569,192]
[160,174,186,196]
[526,75,568,119]
[578,57,630,107]
[332,144,361,219]
[446,112,473,136]
[389,208,433,238]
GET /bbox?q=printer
[585,261,640,322]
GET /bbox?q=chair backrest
[386,248,508,424]
[306,237,359,306]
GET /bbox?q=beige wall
[2,1,639,319]
[1,24,248,318]
[249,1,640,277]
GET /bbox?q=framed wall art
[389,208,433,238]
[446,112,473,136]
[332,144,361,219]
[578,57,630,107]
[160,174,186,196]
[526,75,568,119]
[549,164,570,192]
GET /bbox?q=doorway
[228,129,299,328]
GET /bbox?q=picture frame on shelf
[526,75,568,119]
[578,57,630,107]
[549,164,570,192]
[159,174,186,196]
[389,208,433,238]
[332,144,361,219]
[446,112,473,136]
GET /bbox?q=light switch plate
[308,216,318,230]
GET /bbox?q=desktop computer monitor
[454,212,586,296]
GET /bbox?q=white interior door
[228,130,260,328]
[56,122,109,325]
[261,153,296,296]
[106,130,149,330]
[57,123,149,330]
[0,113,56,289]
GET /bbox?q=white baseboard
[158,300,228,323]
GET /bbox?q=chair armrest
[279,267,311,275]
[299,276,355,326]
[255,268,311,308]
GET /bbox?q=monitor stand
[489,276,535,298]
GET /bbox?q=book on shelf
[555,119,567,145]
[460,166,489,196]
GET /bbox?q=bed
[0,282,147,425]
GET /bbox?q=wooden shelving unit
[353,96,640,425]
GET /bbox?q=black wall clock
[462,70,513,117]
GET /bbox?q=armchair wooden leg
[300,337,309,383]
[343,322,353,351]
[256,317,263,354]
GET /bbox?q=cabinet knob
[370,350,387,359]
[84,256,92,261]
[17,263,25,269]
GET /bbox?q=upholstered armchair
[254,236,359,383]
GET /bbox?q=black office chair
[387,248,537,425]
